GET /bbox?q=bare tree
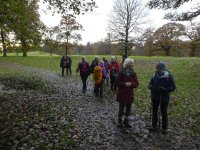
[56,15,83,55]
[108,0,147,57]
[148,0,200,21]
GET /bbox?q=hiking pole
[158,95,161,131]
[149,99,152,129]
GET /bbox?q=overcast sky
[39,0,200,45]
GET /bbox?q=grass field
[0,51,200,135]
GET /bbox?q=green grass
[0,52,200,135]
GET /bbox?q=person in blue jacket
[148,62,176,134]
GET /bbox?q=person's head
[99,60,104,65]
[156,62,166,74]
[82,56,86,62]
[103,57,106,61]
[122,54,127,62]
[111,56,117,63]
[123,58,134,69]
[95,56,99,63]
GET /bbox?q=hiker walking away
[116,58,139,128]
[93,60,106,97]
[90,56,100,92]
[76,56,90,93]
[60,55,68,76]
[90,56,100,74]
[148,62,176,134]
[103,57,110,86]
[108,56,120,91]
[66,55,72,75]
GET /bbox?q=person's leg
[110,76,114,90]
[83,75,88,92]
[62,67,64,76]
[161,101,169,134]
[69,65,72,75]
[118,103,125,127]
[151,99,160,130]
[66,66,69,75]
[123,103,132,127]
[100,81,104,97]
[113,76,117,91]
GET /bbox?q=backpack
[93,66,103,85]
[81,62,89,75]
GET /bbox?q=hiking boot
[123,118,131,128]
[161,129,168,134]
[149,127,157,132]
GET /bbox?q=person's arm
[148,77,154,90]
[116,74,125,87]
[60,59,63,67]
[164,74,176,92]
[129,74,139,88]
[76,63,81,72]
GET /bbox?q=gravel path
[0,62,199,150]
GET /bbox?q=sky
[39,0,200,45]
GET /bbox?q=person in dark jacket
[148,62,176,134]
[66,55,72,75]
[116,58,139,128]
[60,56,67,76]
[90,56,100,73]
[108,56,120,91]
[76,56,90,93]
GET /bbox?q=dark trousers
[110,76,117,90]
[66,65,72,75]
[152,100,168,129]
[81,75,88,92]
[94,81,104,97]
[118,103,131,118]
[62,67,67,76]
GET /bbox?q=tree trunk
[190,44,196,57]
[125,28,128,58]
[0,29,7,57]
[166,48,170,56]
[65,45,68,55]
[21,38,28,57]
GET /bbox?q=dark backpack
[110,66,118,78]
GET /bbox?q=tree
[152,23,186,56]
[186,22,200,56]
[148,0,200,21]
[57,15,83,55]
[108,0,146,57]
[43,0,96,15]
[0,0,44,57]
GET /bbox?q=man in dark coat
[60,56,67,76]
[148,62,176,134]
[65,55,72,75]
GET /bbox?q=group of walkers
[60,55,176,134]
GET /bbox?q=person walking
[116,58,139,128]
[148,62,176,134]
[76,56,90,93]
[66,55,72,75]
[60,55,67,76]
[93,60,106,97]
[108,56,120,91]
[103,57,110,86]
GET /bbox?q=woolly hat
[156,62,166,71]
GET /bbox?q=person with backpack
[60,55,68,76]
[65,55,72,75]
[108,56,120,91]
[76,56,90,93]
[148,62,176,134]
[103,57,110,86]
[93,60,106,97]
[116,58,139,128]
